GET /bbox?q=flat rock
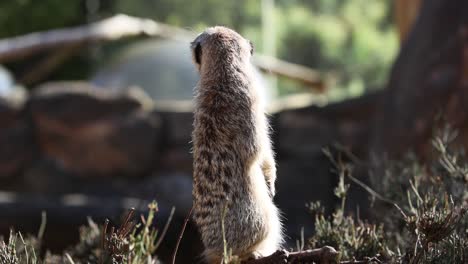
[27,82,161,177]
[0,96,33,178]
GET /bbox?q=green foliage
[277,0,398,99]
[0,202,167,264]
[0,0,83,38]
[0,231,42,264]
[114,0,261,33]
[220,203,240,264]
[308,201,391,260]
[0,232,21,264]
[422,234,467,264]
[0,0,90,83]
[402,193,467,263]
[1,130,466,263]
[65,218,102,263]
[313,125,468,263]
[88,201,163,264]
[0,0,396,100]
[371,124,467,235]
[382,127,468,263]
[127,202,160,263]
[307,156,392,261]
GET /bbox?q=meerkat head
[190,26,254,72]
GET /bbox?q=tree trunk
[371,0,468,158]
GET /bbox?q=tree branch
[0,14,190,63]
[0,14,326,91]
[253,55,325,92]
[240,247,384,264]
[18,43,83,86]
[241,246,340,264]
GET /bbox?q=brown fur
[190,26,283,263]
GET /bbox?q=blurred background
[0,0,467,263]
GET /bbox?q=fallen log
[241,247,384,264]
[0,14,325,91]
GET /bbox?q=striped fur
[191,26,283,264]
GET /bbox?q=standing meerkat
[190,26,283,263]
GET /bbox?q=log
[253,55,325,92]
[27,82,161,177]
[0,14,190,63]
[0,14,325,91]
[394,0,423,42]
[241,247,384,264]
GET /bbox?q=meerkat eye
[194,42,202,64]
[249,41,254,55]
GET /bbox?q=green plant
[97,201,171,264]
[221,203,240,264]
[314,125,468,263]
[0,202,171,264]
[0,212,44,264]
[307,150,392,261]
[401,192,467,263]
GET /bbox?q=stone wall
[0,81,377,262]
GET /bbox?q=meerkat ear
[194,42,202,64]
[249,41,254,55]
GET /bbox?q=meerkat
[190,26,283,263]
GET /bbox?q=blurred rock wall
[0,81,377,259]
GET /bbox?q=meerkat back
[190,26,283,263]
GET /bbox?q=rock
[27,82,161,177]
[0,96,34,179]
[273,94,380,242]
[275,93,378,159]
[130,173,193,214]
[276,108,337,158]
[155,110,193,174]
[276,156,336,243]
[158,110,193,147]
